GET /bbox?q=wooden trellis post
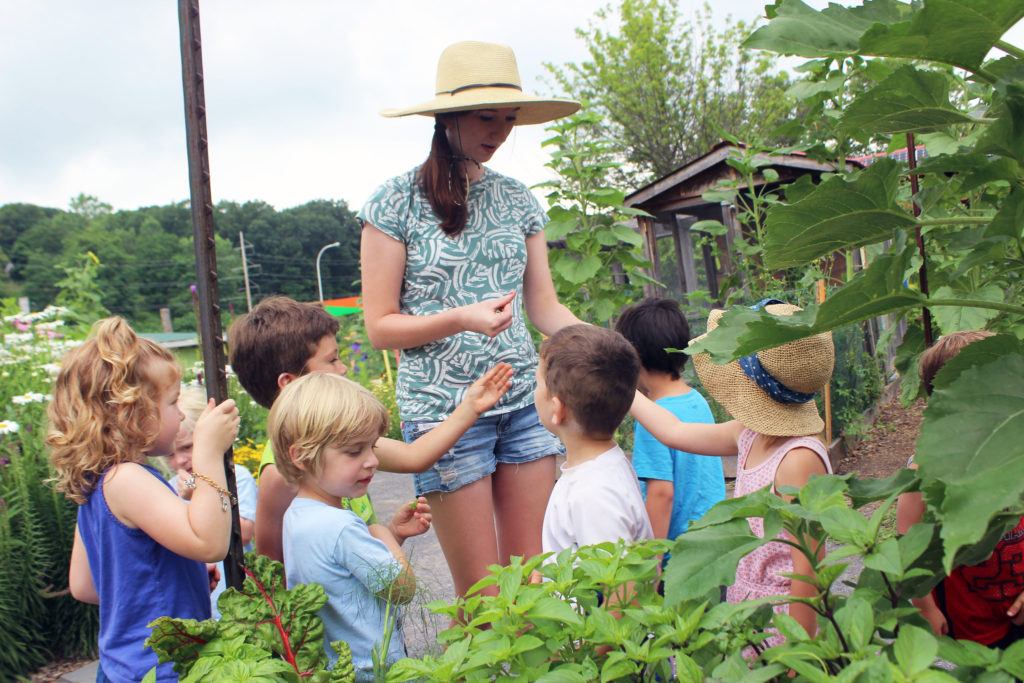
[178,0,245,589]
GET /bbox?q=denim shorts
[403,403,565,497]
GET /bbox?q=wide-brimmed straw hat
[381,41,581,125]
[691,301,835,437]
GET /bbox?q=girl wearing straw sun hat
[631,300,835,645]
[358,41,583,598]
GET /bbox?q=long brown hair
[418,114,470,237]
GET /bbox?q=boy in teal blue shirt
[616,299,724,542]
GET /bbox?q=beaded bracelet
[182,472,237,511]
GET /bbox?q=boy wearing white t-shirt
[536,324,653,556]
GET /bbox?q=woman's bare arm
[522,231,582,336]
[630,390,742,456]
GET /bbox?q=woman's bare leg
[425,475,500,597]
[492,455,556,563]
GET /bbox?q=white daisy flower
[12,392,48,405]
[0,420,20,435]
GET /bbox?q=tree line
[0,194,362,331]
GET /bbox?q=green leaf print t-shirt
[359,166,546,423]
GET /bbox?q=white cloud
[1,0,792,212]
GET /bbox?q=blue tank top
[78,464,211,682]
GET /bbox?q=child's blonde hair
[267,373,388,485]
[919,330,995,396]
[177,384,208,436]
[47,317,179,504]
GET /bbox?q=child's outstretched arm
[374,363,514,473]
[104,399,240,563]
[630,390,742,456]
[776,447,829,638]
[895,461,949,635]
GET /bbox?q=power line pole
[239,231,252,311]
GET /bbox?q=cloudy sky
[3,2,1021,214]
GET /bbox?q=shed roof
[624,141,858,215]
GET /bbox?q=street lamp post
[316,241,341,303]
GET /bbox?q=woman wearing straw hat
[631,300,835,645]
[358,41,583,598]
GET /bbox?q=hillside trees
[0,195,362,329]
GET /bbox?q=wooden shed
[624,142,860,303]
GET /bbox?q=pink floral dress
[726,429,832,647]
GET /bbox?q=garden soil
[39,398,925,679]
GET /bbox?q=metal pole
[316,241,341,303]
[178,0,245,589]
[906,133,934,348]
[239,231,252,312]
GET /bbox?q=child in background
[615,298,724,549]
[49,318,239,682]
[170,385,257,619]
[228,296,372,562]
[268,373,428,680]
[897,330,1024,647]
[631,300,833,642]
[229,296,514,564]
[537,325,653,557]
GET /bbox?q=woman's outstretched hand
[459,291,516,337]
[463,363,514,415]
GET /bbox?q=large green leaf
[664,515,781,605]
[915,340,1024,572]
[687,243,922,363]
[763,159,916,269]
[552,253,602,284]
[859,0,1024,71]
[912,152,1023,194]
[976,90,1024,163]
[840,65,974,136]
[931,284,1003,333]
[744,0,910,57]
[986,187,1024,240]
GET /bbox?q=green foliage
[146,552,355,682]
[0,309,98,679]
[696,0,1024,589]
[0,195,362,331]
[828,323,884,437]
[538,111,653,325]
[54,251,110,327]
[545,0,798,186]
[391,451,1016,679]
[763,158,917,269]
[915,335,1024,572]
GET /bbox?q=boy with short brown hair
[897,330,1024,647]
[536,324,653,556]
